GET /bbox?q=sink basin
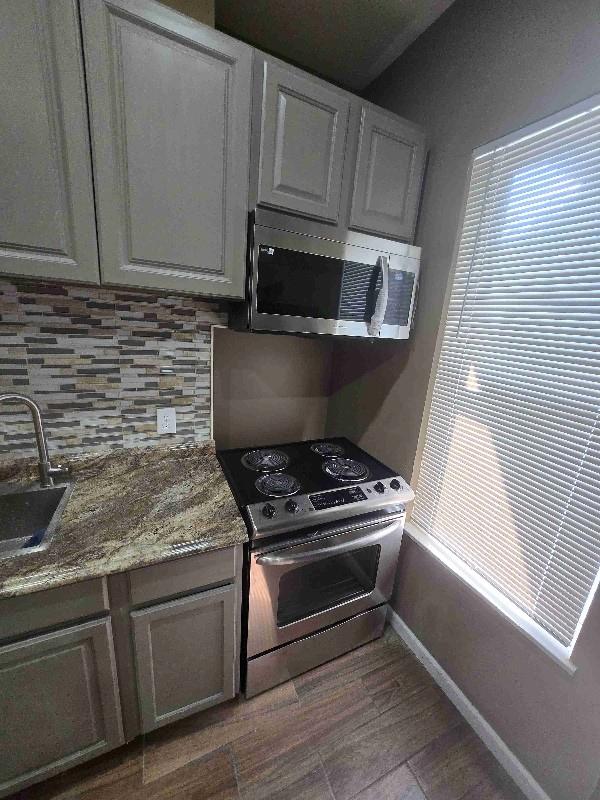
[0,483,73,559]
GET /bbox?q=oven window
[256,245,381,321]
[276,545,381,627]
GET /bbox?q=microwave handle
[367,255,390,336]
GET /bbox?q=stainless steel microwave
[231,211,421,339]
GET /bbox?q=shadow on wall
[325,337,413,465]
[329,337,411,394]
[213,325,412,455]
[212,327,335,449]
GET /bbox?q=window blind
[412,98,600,649]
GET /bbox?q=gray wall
[213,328,333,449]
[326,1,600,798]
[162,0,214,26]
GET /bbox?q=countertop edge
[0,529,248,600]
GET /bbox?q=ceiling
[215,0,456,92]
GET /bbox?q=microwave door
[249,225,383,338]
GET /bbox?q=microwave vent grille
[338,264,414,325]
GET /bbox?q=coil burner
[255,473,302,498]
[241,449,290,472]
[322,457,369,482]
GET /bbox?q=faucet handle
[48,464,70,480]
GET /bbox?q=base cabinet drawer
[131,585,236,733]
[0,619,123,798]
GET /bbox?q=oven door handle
[255,523,398,567]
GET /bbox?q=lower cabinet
[0,619,123,797]
[0,544,243,796]
[131,584,236,732]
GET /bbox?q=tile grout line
[341,748,432,800]
[324,688,464,800]
[317,750,337,800]
[141,732,147,785]
[229,745,244,800]
[406,760,431,800]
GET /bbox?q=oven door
[247,514,404,658]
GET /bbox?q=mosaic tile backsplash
[0,280,226,460]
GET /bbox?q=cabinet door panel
[350,106,426,240]
[0,0,99,283]
[0,620,123,797]
[259,61,350,222]
[131,585,236,732]
[80,0,251,298]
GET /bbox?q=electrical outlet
[157,407,176,435]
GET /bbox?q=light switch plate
[157,407,176,434]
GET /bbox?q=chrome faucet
[0,393,69,487]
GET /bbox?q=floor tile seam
[318,685,454,763]
[292,654,412,702]
[228,744,244,800]
[364,678,438,711]
[141,739,237,788]
[233,736,323,787]
[311,698,385,758]
[141,733,147,785]
[340,754,415,800]
[316,751,337,800]
[404,714,467,787]
[406,760,431,800]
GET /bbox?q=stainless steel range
[217,437,414,697]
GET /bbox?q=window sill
[403,520,578,676]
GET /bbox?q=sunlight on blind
[412,98,600,649]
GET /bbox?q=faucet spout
[0,393,67,487]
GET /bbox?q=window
[411,96,600,652]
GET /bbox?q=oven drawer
[247,515,404,658]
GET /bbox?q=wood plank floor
[13,627,527,800]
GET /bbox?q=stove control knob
[285,499,299,514]
[262,503,276,518]
[374,482,385,493]
[390,479,401,491]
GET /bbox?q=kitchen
[1,1,600,800]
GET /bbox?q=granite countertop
[0,442,247,599]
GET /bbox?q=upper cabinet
[0,0,99,283]
[252,56,427,243]
[257,59,351,223]
[2,2,427,296]
[350,105,427,241]
[80,0,252,298]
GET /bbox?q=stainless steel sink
[0,483,73,559]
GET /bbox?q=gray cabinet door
[0,0,99,283]
[80,0,252,298]
[0,619,123,798]
[350,105,427,240]
[258,59,351,222]
[131,585,236,732]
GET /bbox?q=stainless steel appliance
[217,437,414,697]
[231,210,420,339]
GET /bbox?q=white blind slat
[414,98,600,648]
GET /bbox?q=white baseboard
[387,606,553,800]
